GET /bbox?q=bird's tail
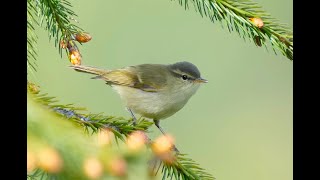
[69,65,109,76]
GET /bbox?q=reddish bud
[27,151,37,173]
[83,157,103,179]
[249,17,264,28]
[108,157,127,177]
[60,40,68,49]
[151,135,176,164]
[75,32,92,43]
[69,50,82,65]
[38,147,63,173]
[126,131,148,152]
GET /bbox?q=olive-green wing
[95,67,165,92]
[132,64,168,91]
[70,64,168,92]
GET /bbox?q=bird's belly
[111,86,189,120]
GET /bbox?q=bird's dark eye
[182,75,188,80]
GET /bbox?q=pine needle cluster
[175,0,293,60]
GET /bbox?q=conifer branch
[27,0,38,72]
[174,0,293,60]
[28,93,146,179]
[35,0,82,46]
[161,154,215,179]
[28,0,88,65]
[28,82,215,179]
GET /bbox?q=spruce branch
[28,93,150,179]
[27,0,39,73]
[173,0,293,60]
[35,0,82,45]
[29,0,90,65]
[160,154,215,180]
[53,106,216,179]
[27,169,50,180]
[28,82,215,179]
[149,153,215,180]
[29,84,154,141]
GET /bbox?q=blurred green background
[29,0,292,179]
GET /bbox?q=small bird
[69,61,207,135]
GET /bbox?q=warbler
[70,61,207,135]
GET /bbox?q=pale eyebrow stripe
[170,69,196,80]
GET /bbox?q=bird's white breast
[111,83,200,120]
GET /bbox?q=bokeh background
[29,0,293,179]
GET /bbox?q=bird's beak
[194,78,208,83]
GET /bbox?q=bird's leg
[153,119,166,135]
[127,108,137,126]
[153,119,180,153]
